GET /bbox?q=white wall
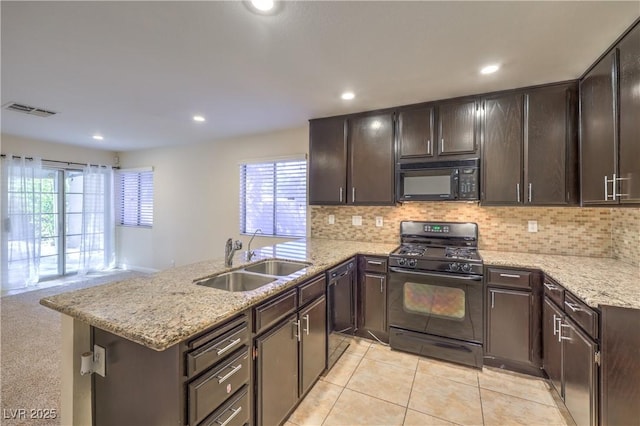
[116,126,309,271]
[1,134,117,165]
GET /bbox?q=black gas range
[389,221,483,276]
[388,221,485,368]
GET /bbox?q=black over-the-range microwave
[396,159,480,201]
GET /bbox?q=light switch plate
[375,216,384,227]
[328,215,335,225]
[528,220,538,233]
[352,216,362,226]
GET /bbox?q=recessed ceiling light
[341,92,355,100]
[480,64,500,75]
[193,115,206,122]
[92,134,104,141]
[251,0,274,12]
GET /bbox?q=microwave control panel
[458,168,478,199]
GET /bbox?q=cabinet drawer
[186,318,249,378]
[254,289,298,334]
[299,275,326,307]
[200,385,250,426]
[487,268,532,289]
[188,347,250,426]
[564,292,599,340]
[363,256,388,273]
[543,277,565,308]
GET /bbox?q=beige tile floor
[285,337,574,426]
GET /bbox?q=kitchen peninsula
[41,237,639,425]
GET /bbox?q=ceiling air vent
[3,102,57,117]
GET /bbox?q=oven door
[388,268,483,343]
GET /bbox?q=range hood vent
[3,102,57,117]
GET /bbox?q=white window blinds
[116,169,153,227]
[239,159,307,237]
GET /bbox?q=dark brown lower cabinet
[359,272,387,341]
[486,288,532,364]
[255,314,299,426]
[542,297,563,396]
[299,296,327,396]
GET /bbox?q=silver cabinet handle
[352,187,356,203]
[293,319,301,342]
[499,273,521,278]
[615,174,630,198]
[339,187,343,202]
[552,314,559,336]
[516,183,521,203]
[564,301,582,313]
[217,363,242,384]
[427,139,432,155]
[379,276,384,293]
[214,338,241,356]
[543,282,558,291]
[604,175,609,200]
[441,138,444,153]
[559,323,572,341]
[303,314,310,335]
[367,260,383,265]
[528,183,532,203]
[612,173,617,199]
[491,291,495,309]
[215,406,242,426]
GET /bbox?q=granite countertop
[480,250,640,310]
[40,239,397,351]
[41,238,639,352]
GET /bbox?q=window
[116,168,153,227]
[240,159,307,237]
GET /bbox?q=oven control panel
[449,262,472,273]
[423,224,450,233]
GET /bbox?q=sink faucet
[247,229,263,261]
[225,238,243,267]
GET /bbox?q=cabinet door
[255,314,299,426]
[299,296,327,396]
[309,117,347,204]
[580,50,618,205]
[360,272,386,337]
[348,113,395,205]
[562,319,599,426]
[525,84,578,205]
[398,106,435,160]
[482,94,524,204]
[618,23,640,204]
[487,288,531,364]
[542,297,564,397]
[438,100,478,156]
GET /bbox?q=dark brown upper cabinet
[438,99,480,157]
[397,105,435,160]
[309,112,395,206]
[581,21,640,205]
[482,83,578,206]
[617,22,640,204]
[482,93,524,205]
[348,112,395,205]
[308,117,347,204]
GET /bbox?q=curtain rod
[0,154,119,169]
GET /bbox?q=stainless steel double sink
[195,259,311,292]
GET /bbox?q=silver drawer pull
[217,364,242,384]
[564,301,583,313]
[215,406,242,426]
[303,314,310,335]
[293,320,301,342]
[543,282,558,291]
[499,273,521,279]
[367,260,383,265]
[559,323,572,341]
[214,338,242,356]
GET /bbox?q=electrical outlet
[375,216,384,227]
[528,220,538,233]
[93,345,106,377]
[328,215,335,225]
[352,215,362,226]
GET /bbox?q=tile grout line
[401,356,419,425]
[477,371,486,426]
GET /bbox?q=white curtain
[78,164,115,275]
[1,155,45,289]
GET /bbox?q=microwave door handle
[452,175,459,199]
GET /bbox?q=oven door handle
[389,267,482,281]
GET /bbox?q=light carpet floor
[0,271,146,426]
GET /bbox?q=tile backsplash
[310,203,640,265]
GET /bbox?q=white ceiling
[2,1,638,152]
